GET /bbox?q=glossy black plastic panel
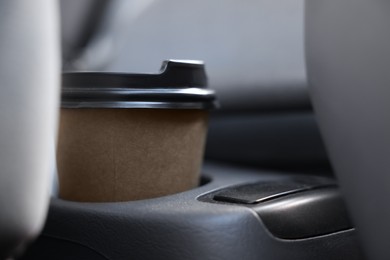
[201,176,351,239]
[254,187,352,239]
[212,177,335,204]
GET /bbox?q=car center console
[21,162,364,260]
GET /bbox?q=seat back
[0,0,60,258]
[306,1,390,259]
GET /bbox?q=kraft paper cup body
[57,60,217,202]
[57,108,208,202]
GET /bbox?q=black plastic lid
[61,60,218,110]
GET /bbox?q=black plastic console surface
[199,176,351,240]
[20,163,364,260]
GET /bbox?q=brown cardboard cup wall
[57,108,208,202]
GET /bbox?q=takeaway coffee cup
[57,60,218,202]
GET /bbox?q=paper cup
[57,60,217,202]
